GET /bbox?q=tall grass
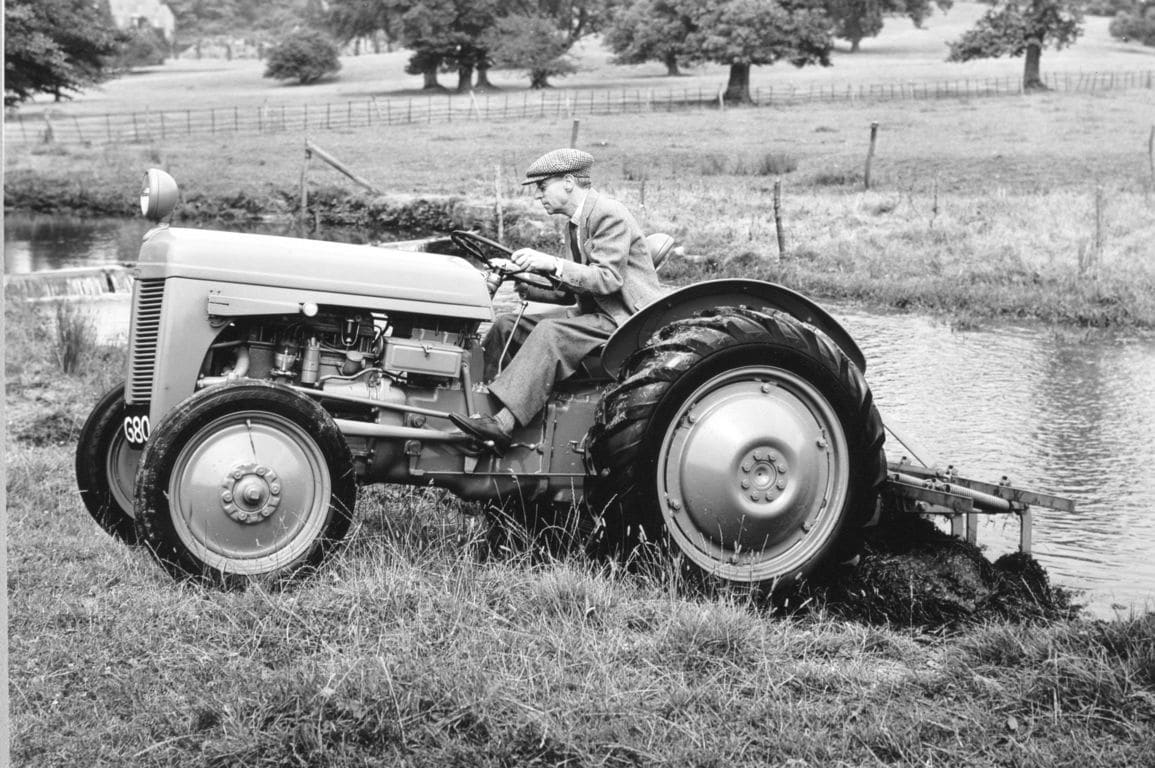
[51,300,96,375]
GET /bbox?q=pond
[6,214,1154,618]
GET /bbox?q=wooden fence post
[773,179,786,261]
[864,121,879,190]
[300,137,311,222]
[1148,124,1154,188]
[494,163,504,242]
[570,118,580,148]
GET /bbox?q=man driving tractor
[450,148,664,451]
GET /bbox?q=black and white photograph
[4,0,1155,764]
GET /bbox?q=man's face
[534,175,572,214]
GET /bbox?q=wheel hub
[657,366,850,582]
[220,462,281,524]
[738,447,789,503]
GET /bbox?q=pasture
[6,5,1155,764]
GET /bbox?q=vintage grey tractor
[76,169,1072,591]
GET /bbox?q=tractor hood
[134,227,492,318]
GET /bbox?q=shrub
[52,301,95,375]
[748,151,799,176]
[1110,7,1155,45]
[264,30,341,85]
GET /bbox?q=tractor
[76,169,1072,591]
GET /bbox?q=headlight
[140,168,179,222]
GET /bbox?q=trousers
[483,305,617,425]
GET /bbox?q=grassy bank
[7,90,1155,328]
[7,278,1155,766]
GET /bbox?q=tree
[825,0,952,52]
[683,0,834,103]
[1110,2,1155,45]
[485,0,612,87]
[947,0,1083,90]
[263,29,342,84]
[604,0,695,75]
[4,0,120,106]
[485,13,578,88]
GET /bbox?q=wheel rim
[106,431,142,518]
[168,410,333,575]
[656,365,850,583]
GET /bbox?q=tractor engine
[197,311,477,480]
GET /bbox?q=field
[7,6,1155,327]
[6,6,1155,765]
[6,301,1155,766]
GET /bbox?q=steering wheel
[450,230,558,291]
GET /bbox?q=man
[450,148,663,450]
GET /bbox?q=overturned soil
[821,514,1074,628]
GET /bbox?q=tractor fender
[600,279,866,378]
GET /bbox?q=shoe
[449,413,513,452]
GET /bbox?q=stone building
[106,0,176,42]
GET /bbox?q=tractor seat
[646,232,675,271]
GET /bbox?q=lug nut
[668,499,681,511]
[221,492,233,503]
[741,461,752,472]
[741,480,750,489]
[816,438,827,449]
[750,491,760,501]
[777,480,787,490]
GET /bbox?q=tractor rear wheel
[587,307,886,595]
[76,383,142,544]
[134,382,356,587]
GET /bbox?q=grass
[7,88,1155,326]
[6,264,1155,767]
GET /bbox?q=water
[6,216,1154,617]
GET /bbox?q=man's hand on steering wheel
[510,248,559,276]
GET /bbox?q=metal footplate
[882,460,1076,554]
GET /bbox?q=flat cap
[522,148,594,185]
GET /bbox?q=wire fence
[7,69,1153,146]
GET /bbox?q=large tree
[947,0,1083,90]
[485,0,611,87]
[4,0,120,105]
[826,0,952,52]
[485,13,579,88]
[683,0,834,103]
[604,0,695,75]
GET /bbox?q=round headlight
[140,168,179,222]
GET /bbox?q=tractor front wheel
[588,307,886,595]
[76,383,142,544]
[134,382,356,587]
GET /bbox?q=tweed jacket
[523,189,663,324]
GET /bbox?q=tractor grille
[127,278,165,403]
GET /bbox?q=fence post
[187,109,191,134]
[133,112,139,142]
[300,137,311,222]
[160,111,166,139]
[211,108,215,134]
[570,118,580,148]
[494,163,504,242]
[234,106,239,132]
[106,114,112,141]
[1148,124,1154,188]
[773,179,786,262]
[864,121,879,190]
[73,115,84,143]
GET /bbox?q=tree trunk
[422,66,443,90]
[1023,40,1046,91]
[530,70,551,89]
[723,63,752,104]
[455,63,474,93]
[850,36,861,53]
[475,63,497,90]
[664,52,680,76]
